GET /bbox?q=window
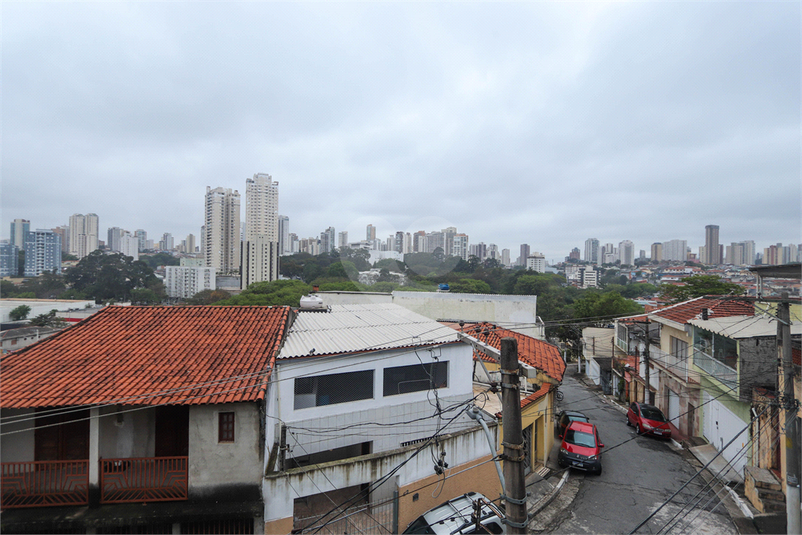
[383,361,448,396]
[218,412,235,442]
[294,370,374,409]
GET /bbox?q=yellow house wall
[397,455,500,532]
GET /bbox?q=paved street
[541,365,739,535]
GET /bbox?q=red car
[627,402,671,438]
[557,421,604,475]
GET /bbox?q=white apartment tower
[584,238,600,264]
[618,240,635,266]
[68,213,99,259]
[241,173,279,289]
[204,186,241,275]
[278,215,290,255]
[526,252,546,273]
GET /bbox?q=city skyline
[2,3,799,261]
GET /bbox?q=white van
[402,492,504,534]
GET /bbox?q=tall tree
[660,275,744,303]
[65,251,165,302]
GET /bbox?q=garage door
[702,392,748,473]
[668,389,680,424]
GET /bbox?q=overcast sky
[2,2,800,263]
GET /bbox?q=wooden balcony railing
[100,456,188,504]
[1,460,89,508]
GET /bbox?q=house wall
[519,392,554,467]
[737,337,777,402]
[262,426,496,532]
[0,408,35,463]
[189,403,263,491]
[273,344,475,458]
[98,406,155,459]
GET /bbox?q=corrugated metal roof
[279,304,458,359]
[688,315,802,339]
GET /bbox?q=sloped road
[540,366,738,535]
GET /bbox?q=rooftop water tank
[299,294,326,310]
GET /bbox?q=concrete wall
[393,291,542,339]
[271,344,475,458]
[738,336,778,402]
[0,298,96,323]
[189,403,263,489]
[262,426,495,530]
[0,408,35,463]
[98,405,155,459]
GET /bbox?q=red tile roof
[457,322,566,382]
[650,296,754,325]
[0,306,290,409]
[520,383,551,410]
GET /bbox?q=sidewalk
[524,433,579,532]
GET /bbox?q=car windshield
[641,407,666,422]
[565,429,596,448]
[569,414,589,422]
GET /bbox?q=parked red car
[557,421,604,475]
[627,402,671,438]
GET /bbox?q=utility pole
[779,293,800,535]
[636,320,652,405]
[500,337,527,534]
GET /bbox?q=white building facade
[165,265,216,299]
[204,186,240,274]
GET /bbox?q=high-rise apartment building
[107,227,125,252]
[10,219,30,248]
[501,248,511,267]
[1,242,19,277]
[278,216,290,255]
[120,235,139,261]
[165,266,216,299]
[24,229,61,277]
[366,224,376,241]
[204,186,241,275]
[320,227,335,254]
[651,243,663,262]
[526,252,546,273]
[584,238,599,264]
[338,231,349,250]
[705,225,721,265]
[661,239,686,262]
[68,213,99,259]
[454,234,469,260]
[241,173,279,288]
[52,225,69,254]
[618,240,635,266]
[442,227,457,257]
[568,247,581,261]
[135,229,148,252]
[519,244,531,266]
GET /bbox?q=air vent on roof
[299,294,330,312]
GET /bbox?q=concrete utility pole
[779,294,800,535]
[500,337,527,534]
[636,320,652,404]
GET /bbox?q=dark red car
[627,402,671,438]
[557,420,604,475]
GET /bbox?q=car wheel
[636,423,642,435]
[626,418,631,427]
[596,465,603,475]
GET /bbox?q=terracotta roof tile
[454,322,565,382]
[0,306,290,409]
[650,296,754,325]
[521,383,550,409]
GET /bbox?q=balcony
[1,457,188,508]
[1,460,88,508]
[693,350,738,390]
[101,457,188,503]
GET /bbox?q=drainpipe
[468,405,505,491]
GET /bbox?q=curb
[529,469,570,517]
